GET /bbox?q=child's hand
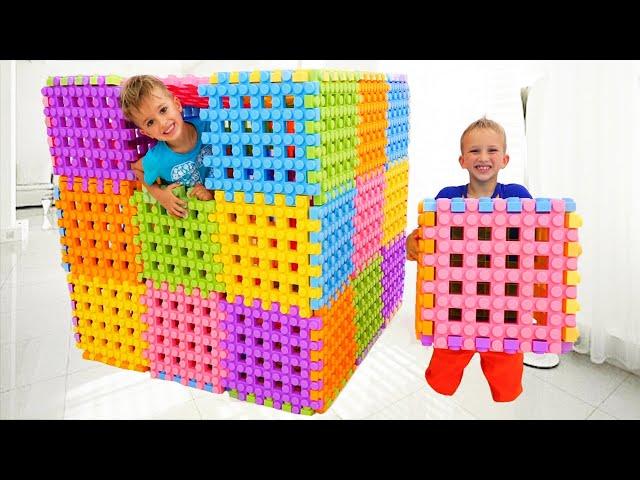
[158,183,188,218]
[188,184,214,201]
[406,227,420,261]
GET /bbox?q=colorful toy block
[46,70,410,415]
[68,273,149,372]
[415,197,581,354]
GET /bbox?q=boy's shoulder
[435,185,466,199]
[499,183,533,199]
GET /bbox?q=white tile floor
[1,207,639,420]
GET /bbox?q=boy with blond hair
[120,75,213,218]
[407,117,532,402]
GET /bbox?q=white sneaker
[523,352,560,369]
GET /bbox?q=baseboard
[16,183,53,208]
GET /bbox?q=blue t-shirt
[142,118,212,187]
[435,183,532,200]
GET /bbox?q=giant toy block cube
[43,70,410,415]
[415,197,582,355]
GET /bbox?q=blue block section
[450,197,465,213]
[422,198,437,212]
[563,197,576,212]
[535,198,551,213]
[173,374,182,383]
[479,197,493,212]
[309,188,355,310]
[385,78,410,165]
[506,197,522,213]
[59,227,66,237]
[158,371,166,380]
[188,379,197,388]
[204,382,214,392]
[56,209,63,219]
[198,74,336,205]
[53,186,60,200]
[62,262,71,272]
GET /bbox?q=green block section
[75,75,85,86]
[282,403,292,413]
[46,76,54,87]
[301,407,314,416]
[60,77,69,86]
[105,75,123,85]
[353,254,384,358]
[229,389,239,399]
[132,185,225,297]
[246,393,256,404]
[264,398,273,408]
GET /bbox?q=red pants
[425,348,524,402]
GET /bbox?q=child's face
[459,128,509,184]
[132,88,184,142]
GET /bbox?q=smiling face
[459,127,509,184]
[131,87,184,143]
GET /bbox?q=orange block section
[57,176,142,282]
[311,286,356,412]
[356,79,389,176]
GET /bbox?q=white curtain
[526,61,640,374]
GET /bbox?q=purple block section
[219,296,322,411]
[71,316,79,327]
[381,235,406,321]
[532,339,549,353]
[475,337,490,352]
[503,338,519,353]
[68,283,74,293]
[561,341,573,353]
[447,335,462,350]
[74,333,81,342]
[42,82,156,190]
[421,335,433,346]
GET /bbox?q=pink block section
[353,167,385,272]
[418,197,579,354]
[140,280,228,392]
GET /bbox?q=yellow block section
[564,270,581,285]
[419,239,435,254]
[209,73,218,84]
[69,273,148,372]
[564,242,582,257]
[562,326,579,342]
[565,212,583,228]
[563,299,580,314]
[293,70,309,82]
[270,70,282,83]
[229,71,240,84]
[209,191,317,318]
[382,159,409,245]
[249,71,261,83]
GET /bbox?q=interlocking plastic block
[382,158,409,245]
[56,176,142,282]
[353,167,385,273]
[41,77,155,189]
[140,280,227,392]
[357,77,390,176]
[210,190,354,317]
[451,198,466,213]
[352,254,383,359]
[68,273,149,371]
[131,186,224,297]
[385,76,410,165]
[415,197,581,354]
[219,295,324,414]
[381,234,406,323]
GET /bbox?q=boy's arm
[130,159,188,218]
